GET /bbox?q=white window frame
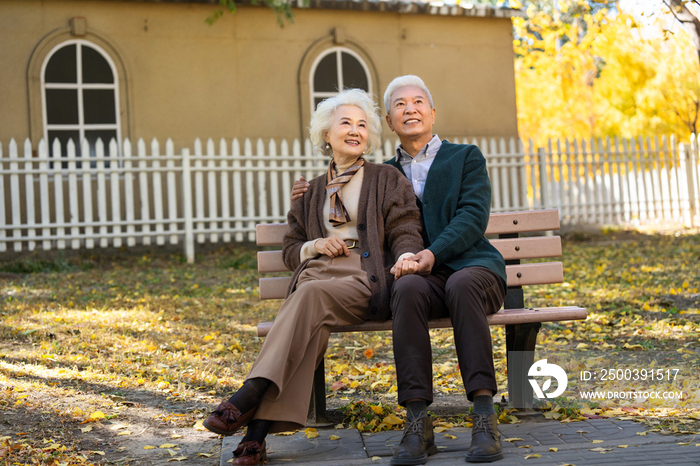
[40,39,122,159]
[309,46,373,113]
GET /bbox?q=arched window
[41,40,121,165]
[309,47,372,112]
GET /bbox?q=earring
[325,143,331,150]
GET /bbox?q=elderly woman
[203,89,423,464]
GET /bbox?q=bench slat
[258,262,564,300]
[257,236,562,273]
[256,210,561,246]
[256,306,586,337]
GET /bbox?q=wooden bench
[255,209,587,421]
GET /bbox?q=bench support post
[307,362,330,426]
[500,232,542,409]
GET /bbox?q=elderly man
[292,76,506,464]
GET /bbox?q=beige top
[299,160,417,264]
[300,161,364,261]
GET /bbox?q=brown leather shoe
[202,401,258,436]
[231,440,267,465]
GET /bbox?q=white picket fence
[1,134,698,262]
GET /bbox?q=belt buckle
[346,239,357,249]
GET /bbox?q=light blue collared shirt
[395,134,442,202]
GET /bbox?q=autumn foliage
[514,0,700,146]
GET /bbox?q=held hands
[315,235,350,258]
[390,249,435,279]
[390,256,420,279]
[291,176,310,201]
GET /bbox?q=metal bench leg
[306,360,329,426]
[506,322,541,408]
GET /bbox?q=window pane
[85,130,118,168]
[314,97,325,111]
[83,89,116,124]
[82,45,113,83]
[313,52,338,93]
[48,130,80,168]
[46,89,79,124]
[342,52,368,91]
[45,45,77,83]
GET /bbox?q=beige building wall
[0,0,518,150]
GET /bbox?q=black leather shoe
[390,415,438,465]
[465,413,504,463]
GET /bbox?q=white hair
[383,75,434,115]
[309,89,382,157]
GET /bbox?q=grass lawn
[1,227,699,464]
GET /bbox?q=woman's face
[324,105,368,165]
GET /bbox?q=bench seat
[256,306,586,337]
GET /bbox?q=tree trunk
[667,0,700,66]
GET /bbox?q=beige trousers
[246,250,371,432]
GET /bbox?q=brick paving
[220,419,700,465]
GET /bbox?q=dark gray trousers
[391,266,506,406]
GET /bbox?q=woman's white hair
[383,75,434,115]
[309,88,382,157]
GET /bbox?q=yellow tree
[515,1,700,143]
[514,0,606,146]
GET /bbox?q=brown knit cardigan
[282,161,423,322]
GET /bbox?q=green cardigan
[385,141,507,287]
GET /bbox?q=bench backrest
[256,209,563,300]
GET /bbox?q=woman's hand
[391,256,420,279]
[291,176,310,201]
[315,235,350,258]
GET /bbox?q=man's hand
[291,176,309,201]
[408,249,435,275]
[315,235,350,258]
[390,256,420,280]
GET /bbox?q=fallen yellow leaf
[524,454,542,459]
[304,428,319,439]
[171,434,184,439]
[434,427,449,433]
[636,431,648,436]
[80,426,92,433]
[678,442,690,445]
[116,431,132,436]
[144,445,156,450]
[370,405,384,415]
[274,431,296,436]
[167,457,188,462]
[160,443,178,448]
[197,453,213,457]
[192,420,206,432]
[589,447,613,452]
[592,440,604,443]
[372,457,382,461]
[444,434,457,439]
[549,447,558,452]
[91,451,105,456]
[617,445,628,448]
[167,449,178,457]
[503,438,524,442]
[329,435,341,440]
[89,411,106,420]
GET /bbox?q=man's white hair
[309,88,382,157]
[383,75,434,115]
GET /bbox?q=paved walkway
[220,419,700,465]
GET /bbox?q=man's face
[385,85,436,140]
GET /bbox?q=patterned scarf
[325,157,365,227]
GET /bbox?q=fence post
[537,148,548,210]
[681,143,696,227]
[182,147,195,263]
